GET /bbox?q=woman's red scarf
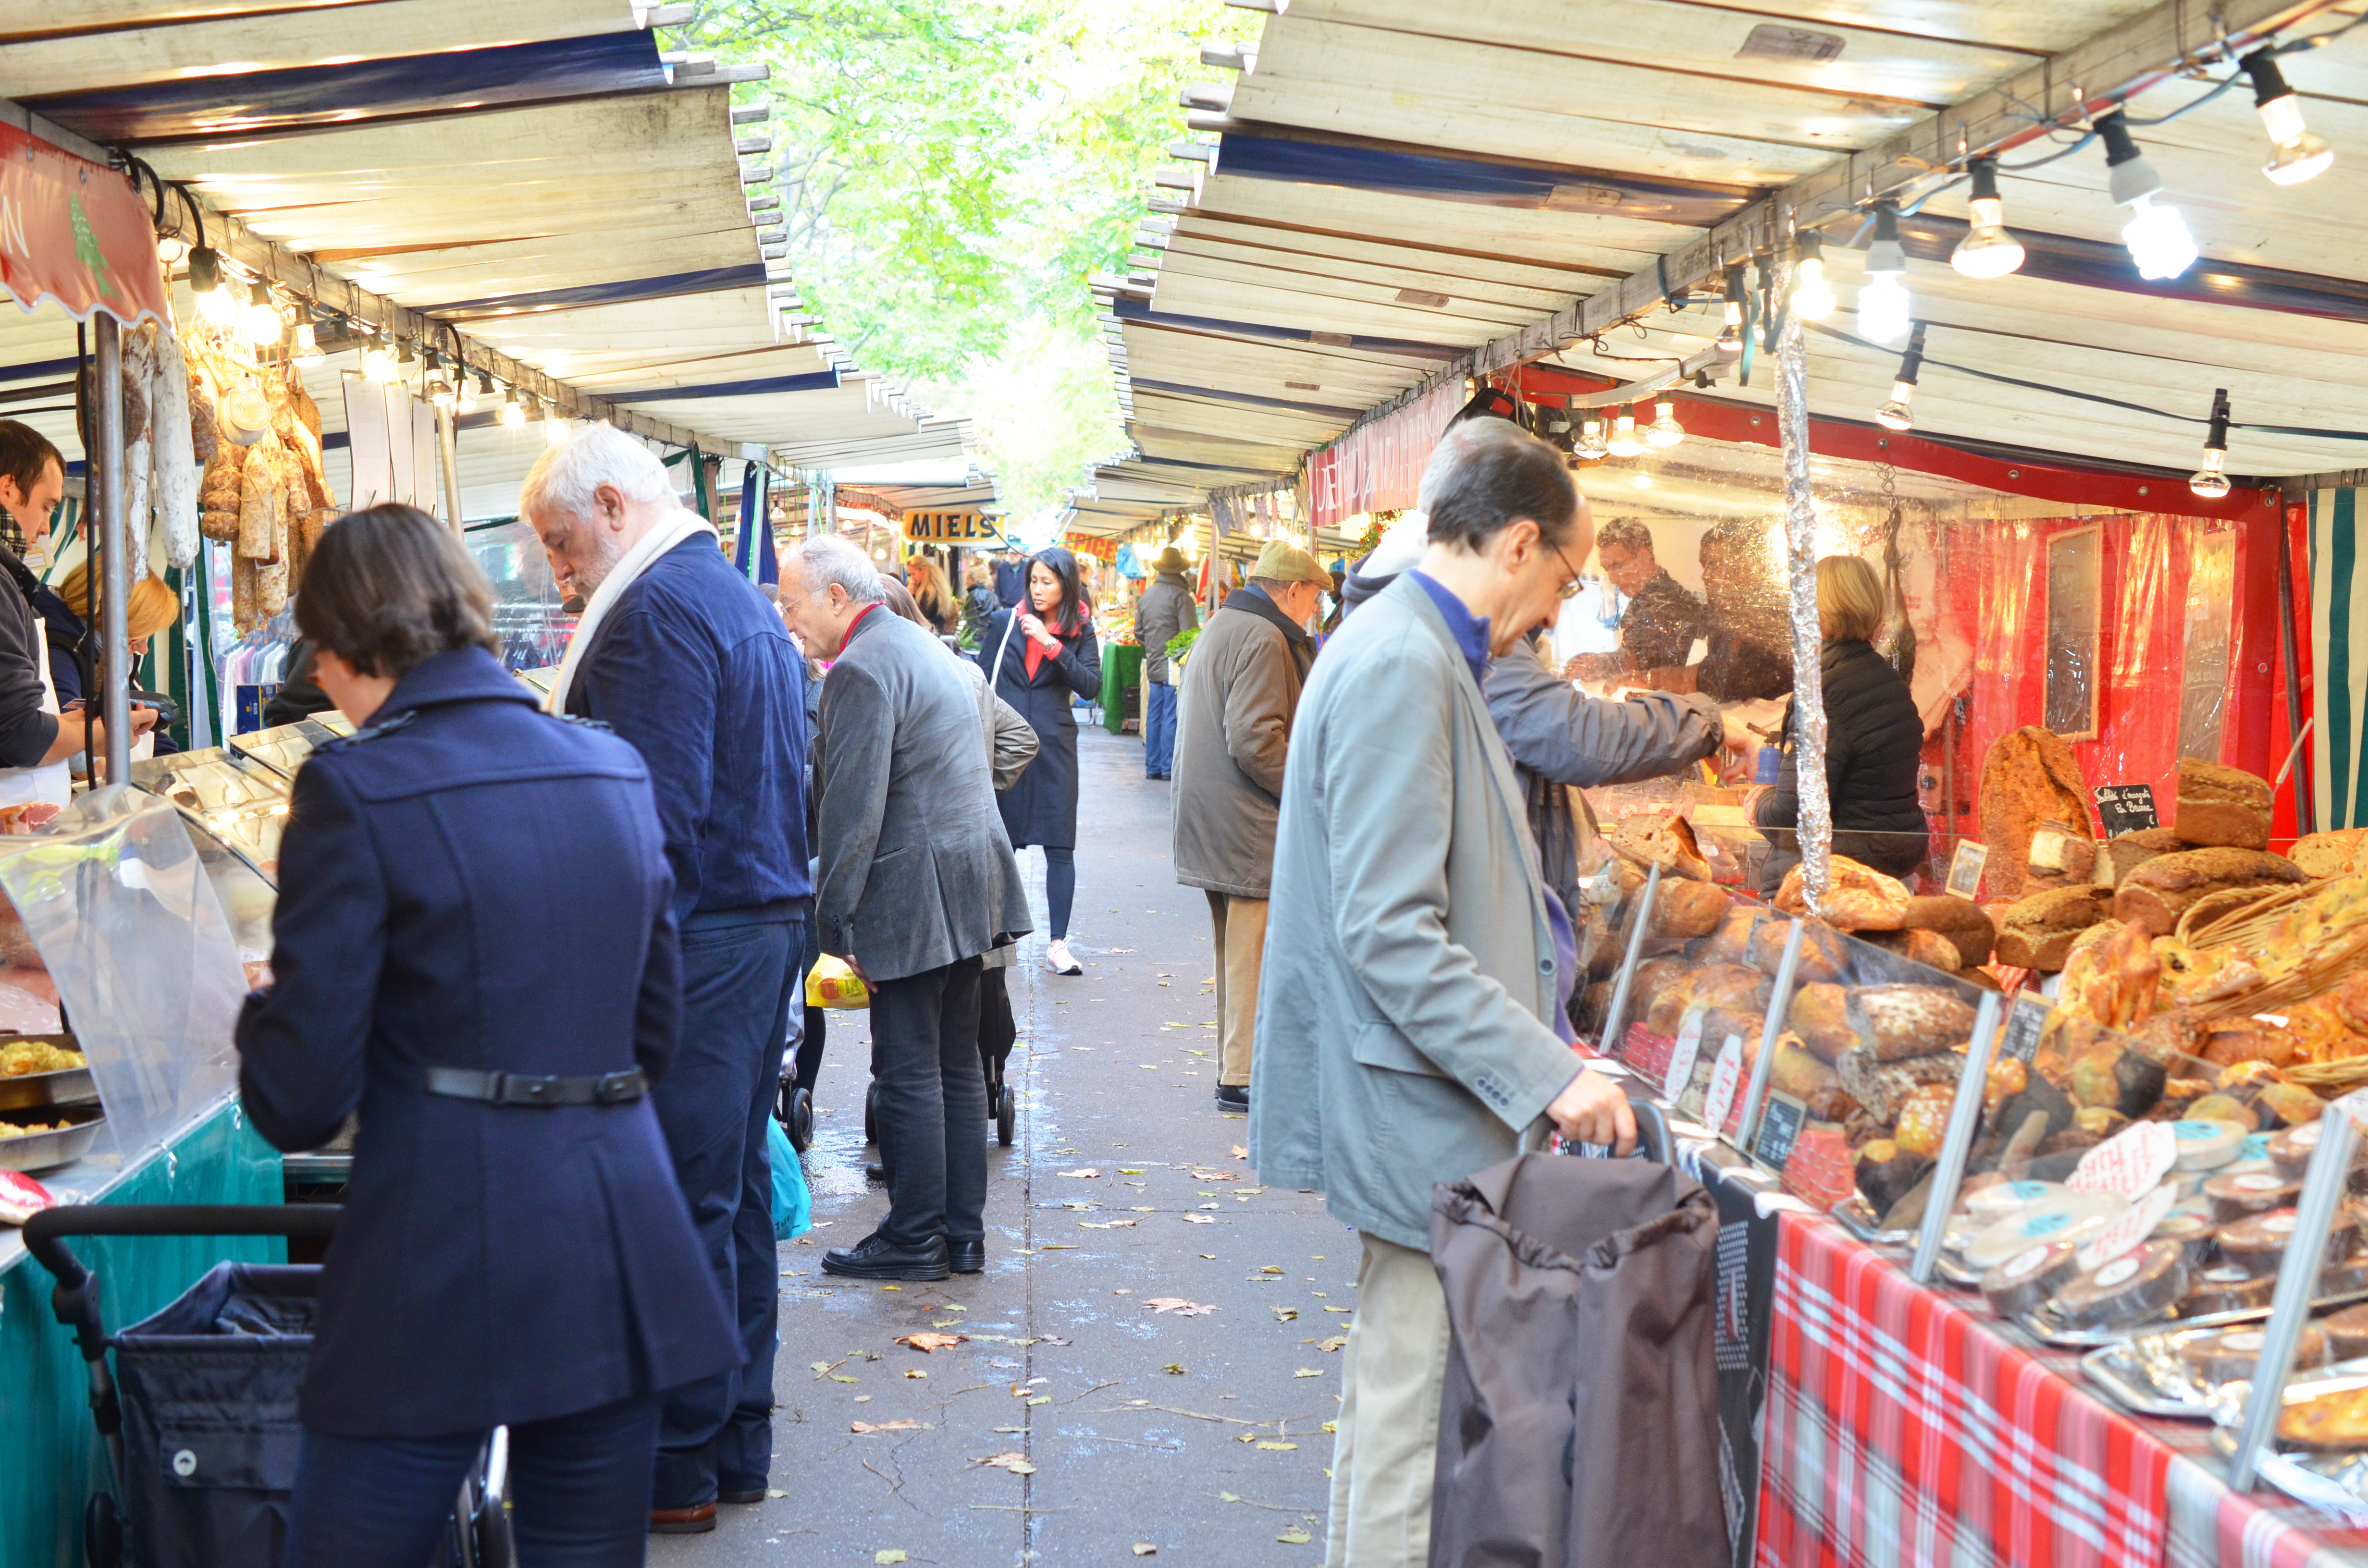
[1022,606,1081,681]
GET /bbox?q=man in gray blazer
[783,535,1032,1283]
[1252,419,1635,1568]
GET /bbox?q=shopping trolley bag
[1427,1118,1725,1568]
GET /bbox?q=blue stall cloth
[768,1118,811,1240]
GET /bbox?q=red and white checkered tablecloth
[1755,1211,2368,1568]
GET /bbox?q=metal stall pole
[91,315,129,787]
[1773,227,1832,910]
[437,404,463,532]
[2280,505,2315,833]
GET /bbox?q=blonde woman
[1751,553,1928,893]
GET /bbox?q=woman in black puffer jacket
[1754,554,1929,894]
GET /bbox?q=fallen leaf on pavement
[1258,1441,1299,1451]
[1236,1433,1256,1444]
[1317,1336,1347,1352]
[766,1488,789,1498]
[1321,1421,1337,1433]
[1325,1306,1353,1313]
[905,1370,927,1379]
[877,1553,908,1565]
[1183,1214,1215,1225]
[1119,1168,1145,1174]
[1107,1217,1138,1227]
[851,1420,932,1433]
[1294,1368,1324,1378]
[1027,1396,1052,1406]
[1039,1335,1071,1346]
[1233,1145,1248,1160]
[896,1332,966,1353]
[1039,1243,1076,1250]
[1161,1363,1186,1374]
[1145,1298,1217,1316]
[830,1375,860,1384]
[975,1451,1037,1474]
[1134,1544,1158,1556]
[1059,1168,1101,1178]
[1272,1307,1298,1322]
[1278,1528,1313,1544]
[1260,1265,1284,1275]
[1192,1171,1241,1182]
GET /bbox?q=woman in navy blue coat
[979,546,1100,975]
[235,505,735,1568]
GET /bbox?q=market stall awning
[1104,0,2368,503]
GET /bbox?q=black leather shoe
[864,1161,889,1184]
[1215,1084,1249,1110]
[823,1232,950,1281]
[948,1238,986,1274]
[718,1488,766,1506]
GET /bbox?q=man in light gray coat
[784,535,1032,1284]
[1133,545,1197,779]
[1252,420,1635,1568]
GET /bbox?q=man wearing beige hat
[1172,538,1331,1110]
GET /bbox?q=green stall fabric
[0,1102,286,1568]
[1101,642,1143,735]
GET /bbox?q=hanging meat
[149,323,199,571]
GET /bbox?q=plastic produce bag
[805,954,869,1009]
[768,1117,811,1240]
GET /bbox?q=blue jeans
[1144,678,1177,774]
[284,1394,661,1568]
[651,916,802,1509]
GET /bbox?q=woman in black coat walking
[236,506,736,1567]
[981,547,1101,975]
[1753,553,1929,894]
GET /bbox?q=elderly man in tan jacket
[1171,538,1331,1111]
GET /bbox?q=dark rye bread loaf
[1994,886,2112,971]
[2112,847,2307,937]
[2173,758,2272,851]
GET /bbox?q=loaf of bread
[1690,903,1762,968]
[2292,828,2368,880]
[1899,895,1993,966]
[1835,1047,1961,1123]
[2103,826,2188,888]
[1846,984,1976,1061]
[1611,813,1710,882]
[2025,820,2097,884]
[1775,856,1911,931]
[1980,727,2094,898]
[1994,886,2113,970]
[1788,983,1856,1062]
[2174,758,2272,851]
[1750,915,1848,984]
[1651,880,1731,939]
[1861,927,1963,972]
[2113,847,2307,936]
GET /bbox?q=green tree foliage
[675,0,1253,523]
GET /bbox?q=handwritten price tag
[1664,1008,1708,1103]
[1702,1033,1747,1136]
[2075,1183,2178,1271]
[2069,1121,2179,1201]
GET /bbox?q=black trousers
[868,956,987,1250]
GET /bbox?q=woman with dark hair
[235,504,735,1568]
[980,546,1100,975]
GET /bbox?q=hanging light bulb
[1644,397,1685,448]
[1715,266,1747,354]
[290,321,325,368]
[2191,387,2233,498]
[2096,110,2199,281]
[363,329,396,382]
[242,282,284,346]
[1605,404,1644,459]
[2241,49,2334,185]
[155,233,190,268]
[1573,417,1608,462]
[474,372,495,413]
[1951,155,2026,279]
[191,248,239,327]
[1856,202,1912,346]
[542,400,569,447]
[426,355,456,409]
[1875,323,1926,431]
[455,369,479,415]
[501,387,526,428]
[1789,232,1836,321]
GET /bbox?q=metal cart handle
[24,1204,342,1366]
[1622,1080,1675,1167]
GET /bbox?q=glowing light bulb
[1573,418,1607,462]
[363,333,396,382]
[2245,51,2334,186]
[242,283,284,346]
[1605,407,1644,459]
[427,372,455,410]
[543,402,568,447]
[1857,271,1911,346]
[290,322,324,367]
[194,249,240,327]
[1644,398,1684,448]
[456,373,479,415]
[1876,382,1915,431]
[2121,194,2199,281]
[2191,387,2233,498]
[501,389,525,428]
[1952,157,2025,279]
[1790,234,1835,321]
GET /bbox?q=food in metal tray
[0,1040,83,1077]
[1978,1238,2083,1316]
[2186,1324,2331,1388]
[2276,1380,2368,1449]
[0,1118,75,1138]
[2051,1241,2189,1329]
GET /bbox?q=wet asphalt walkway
[652,726,1348,1568]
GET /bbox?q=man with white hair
[780,535,1030,1282]
[523,425,810,1535]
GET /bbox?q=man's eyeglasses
[1549,538,1585,600]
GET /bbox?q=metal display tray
[0,1064,94,1111]
[0,1103,103,1172]
[2212,1375,2368,1521]
[1829,1194,1916,1248]
[2019,1283,2368,1349]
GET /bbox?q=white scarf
[543,511,717,714]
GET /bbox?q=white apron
[0,635,74,808]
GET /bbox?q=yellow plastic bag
[806,955,870,1009]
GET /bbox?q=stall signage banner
[1063,534,1118,563]
[0,122,168,327]
[2093,784,2159,836]
[903,510,1004,545]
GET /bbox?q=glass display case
[228,713,353,782]
[467,517,575,672]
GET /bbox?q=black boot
[823,1232,950,1282]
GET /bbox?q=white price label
[1701,1033,1747,1135]
[2069,1121,2179,1201]
[1664,1008,1707,1103]
[2075,1183,2179,1271]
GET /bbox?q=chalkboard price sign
[2093,784,2159,837]
[1999,993,2051,1065]
[1754,1092,1809,1171]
